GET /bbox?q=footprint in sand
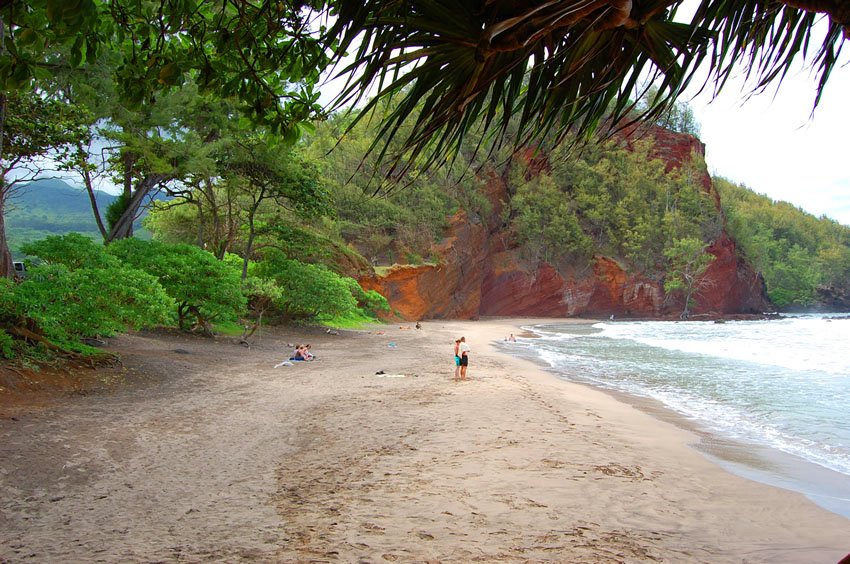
[592,463,646,481]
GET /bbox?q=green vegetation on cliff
[507,138,720,273]
[716,178,850,309]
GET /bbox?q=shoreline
[500,317,850,520]
[444,319,849,557]
[1,319,848,562]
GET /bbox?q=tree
[1,1,331,255]
[0,91,90,277]
[221,137,327,280]
[107,238,246,334]
[98,86,221,243]
[510,172,592,263]
[136,92,244,256]
[2,234,171,357]
[326,1,847,172]
[1,1,329,133]
[141,96,331,272]
[663,237,716,319]
[716,176,850,309]
[6,1,845,181]
[635,85,701,136]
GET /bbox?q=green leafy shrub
[20,264,170,339]
[254,252,359,319]
[21,232,118,270]
[107,238,246,332]
[4,234,172,355]
[0,329,15,359]
[346,279,390,317]
[0,258,171,356]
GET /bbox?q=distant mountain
[5,179,152,257]
[8,178,116,216]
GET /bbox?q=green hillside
[716,177,850,309]
[6,179,155,257]
[6,179,113,255]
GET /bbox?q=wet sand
[1,320,848,562]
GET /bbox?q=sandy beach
[1,319,848,563]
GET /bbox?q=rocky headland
[360,127,770,320]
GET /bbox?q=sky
[685,53,850,227]
[669,0,850,227]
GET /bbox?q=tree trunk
[242,215,255,281]
[187,305,212,336]
[239,309,264,346]
[0,88,11,279]
[79,142,109,240]
[177,303,188,331]
[121,152,135,237]
[223,192,238,259]
[242,195,264,281]
[0,193,14,279]
[195,198,205,248]
[0,90,6,165]
[106,174,167,242]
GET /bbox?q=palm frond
[692,0,845,108]
[325,0,847,175]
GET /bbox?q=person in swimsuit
[453,339,461,380]
[458,336,470,379]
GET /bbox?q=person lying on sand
[290,345,306,361]
[289,344,315,361]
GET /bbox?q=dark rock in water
[816,285,850,312]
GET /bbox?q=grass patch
[318,311,385,329]
[373,262,438,277]
[373,265,393,276]
[212,320,245,336]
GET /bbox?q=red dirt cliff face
[360,126,769,320]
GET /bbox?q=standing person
[453,339,461,380]
[459,336,470,380]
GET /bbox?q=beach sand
[1,319,848,562]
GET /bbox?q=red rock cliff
[360,127,769,320]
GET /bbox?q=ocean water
[502,314,850,518]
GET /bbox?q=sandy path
[1,321,848,563]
